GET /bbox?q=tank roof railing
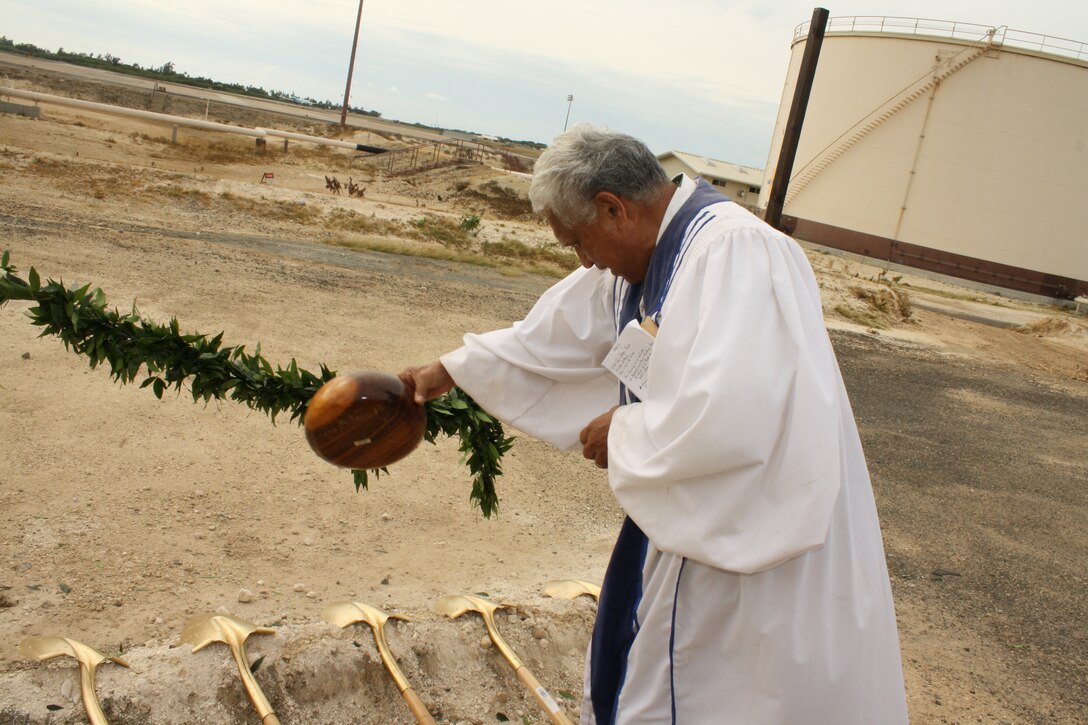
[1000,27,1088,62]
[794,16,1088,64]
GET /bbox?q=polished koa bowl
[303,371,426,469]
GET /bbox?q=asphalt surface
[834,330,1087,719]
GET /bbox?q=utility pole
[764,7,828,231]
[340,0,365,127]
[563,94,574,131]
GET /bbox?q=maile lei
[0,251,510,517]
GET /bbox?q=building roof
[657,150,764,186]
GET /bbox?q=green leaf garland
[1,251,510,516]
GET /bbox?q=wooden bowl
[303,371,426,469]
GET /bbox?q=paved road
[835,330,1087,719]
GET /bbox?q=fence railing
[793,16,1088,63]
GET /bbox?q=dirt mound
[1016,315,1088,348]
[454,179,534,220]
[821,279,915,331]
[0,603,594,724]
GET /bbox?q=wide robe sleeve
[608,217,843,574]
[440,266,621,450]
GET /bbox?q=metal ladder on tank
[783,28,999,206]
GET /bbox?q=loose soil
[1,64,1086,723]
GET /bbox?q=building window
[712,179,725,186]
[749,186,761,194]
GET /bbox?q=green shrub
[459,213,482,236]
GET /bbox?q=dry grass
[407,214,474,248]
[457,180,534,219]
[480,238,578,271]
[217,191,323,223]
[851,285,913,319]
[158,186,214,205]
[324,236,573,279]
[324,208,406,237]
[192,140,260,164]
[834,304,889,329]
[273,144,356,170]
[835,284,914,329]
[325,237,521,275]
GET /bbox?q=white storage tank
[761,16,1088,299]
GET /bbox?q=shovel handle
[515,665,574,725]
[401,686,438,725]
[230,643,278,724]
[78,664,109,725]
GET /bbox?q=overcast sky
[3,1,1086,168]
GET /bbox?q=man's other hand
[580,406,619,468]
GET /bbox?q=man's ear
[593,191,626,222]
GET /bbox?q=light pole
[563,94,574,131]
[340,0,365,127]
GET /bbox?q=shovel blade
[18,636,128,668]
[544,579,602,601]
[322,600,407,630]
[180,613,274,652]
[18,636,82,663]
[435,594,504,620]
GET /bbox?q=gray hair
[529,124,669,225]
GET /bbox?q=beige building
[760,16,1088,299]
[657,151,763,205]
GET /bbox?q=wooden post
[340,0,365,127]
[764,7,829,231]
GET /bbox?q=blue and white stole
[590,178,728,724]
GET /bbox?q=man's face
[546,197,646,283]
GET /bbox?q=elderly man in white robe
[400,124,908,724]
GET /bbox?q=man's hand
[398,361,455,404]
[579,406,619,468]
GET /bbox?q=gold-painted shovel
[322,601,437,725]
[18,636,129,725]
[436,594,573,725]
[543,579,601,601]
[180,614,280,725]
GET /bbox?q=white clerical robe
[440,176,908,724]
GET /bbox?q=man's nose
[576,249,593,268]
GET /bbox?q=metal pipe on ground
[0,86,267,138]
